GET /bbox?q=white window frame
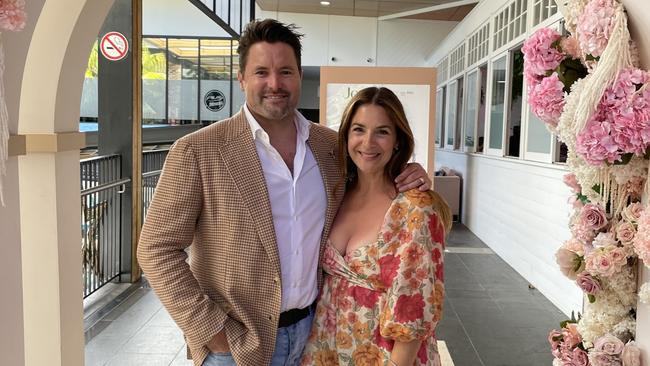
[463,69,481,152]
[485,53,510,156]
[445,80,459,149]
[435,86,446,148]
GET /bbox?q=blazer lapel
[219,111,282,277]
[307,126,344,254]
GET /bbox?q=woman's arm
[390,339,422,365]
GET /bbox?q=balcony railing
[80,155,129,298]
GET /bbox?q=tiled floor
[84,223,567,366]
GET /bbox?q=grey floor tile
[120,325,185,354]
[104,352,176,366]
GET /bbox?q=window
[493,0,528,51]
[488,55,507,154]
[506,48,524,157]
[437,58,449,85]
[435,87,446,147]
[168,38,199,125]
[200,39,233,124]
[445,80,459,149]
[532,0,558,26]
[449,44,466,78]
[468,22,490,67]
[463,66,487,152]
[142,38,167,125]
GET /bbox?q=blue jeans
[202,310,314,366]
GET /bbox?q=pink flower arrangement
[576,68,650,166]
[585,246,627,277]
[557,247,585,280]
[0,0,26,32]
[577,0,616,58]
[588,334,640,366]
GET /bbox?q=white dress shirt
[244,105,327,312]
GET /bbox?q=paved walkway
[84,224,566,366]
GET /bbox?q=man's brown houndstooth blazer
[137,110,343,366]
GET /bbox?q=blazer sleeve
[137,137,227,349]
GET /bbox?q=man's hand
[206,330,230,353]
[395,162,431,192]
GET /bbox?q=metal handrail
[81,178,131,196]
[142,170,162,178]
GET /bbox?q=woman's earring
[394,145,399,151]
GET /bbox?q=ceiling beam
[377,0,479,21]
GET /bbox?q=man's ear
[237,71,244,90]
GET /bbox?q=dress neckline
[327,191,404,260]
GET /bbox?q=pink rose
[576,272,601,295]
[589,351,622,366]
[622,203,643,223]
[616,222,636,245]
[563,173,582,193]
[563,347,589,366]
[594,334,625,355]
[593,232,617,248]
[561,36,583,59]
[621,341,641,366]
[556,248,584,280]
[562,323,583,348]
[563,237,585,256]
[585,248,618,277]
[580,204,608,231]
[549,329,563,350]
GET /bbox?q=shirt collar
[243,103,310,144]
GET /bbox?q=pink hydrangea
[576,68,650,165]
[528,73,566,128]
[522,28,565,76]
[0,0,26,32]
[577,0,616,57]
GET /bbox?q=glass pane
[142,38,167,125]
[231,40,245,113]
[507,49,524,157]
[446,82,458,147]
[168,38,199,125]
[80,40,99,131]
[527,110,552,153]
[435,88,445,146]
[489,56,507,150]
[464,71,478,148]
[200,39,232,124]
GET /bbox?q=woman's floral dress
[301,190,446,366]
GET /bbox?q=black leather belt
[278,303,314,328]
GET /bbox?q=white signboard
[326,83,431,168]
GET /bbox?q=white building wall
[377,19,457,67]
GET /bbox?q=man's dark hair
[237,19,304,72]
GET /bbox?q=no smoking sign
[100,31,129,61]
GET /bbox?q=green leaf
[592,184,601,194]
[587,294,596,303]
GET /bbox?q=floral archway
[524,0,650,364]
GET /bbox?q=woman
[301,87,452,366]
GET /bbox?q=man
[137,19,431,366]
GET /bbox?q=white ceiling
[256,0,477,21]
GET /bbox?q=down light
[320,1,330,5]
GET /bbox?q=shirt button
[268,315,274,321]
[273,276,280,284]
